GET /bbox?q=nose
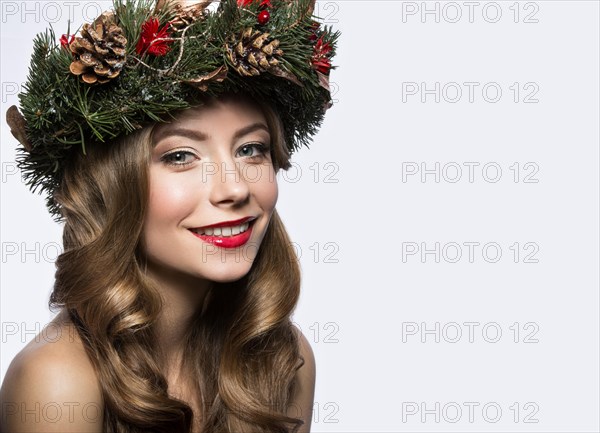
[207,156,250,207]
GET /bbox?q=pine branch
[12,0,340,220]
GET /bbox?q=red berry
[258,9,270,25]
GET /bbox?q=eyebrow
[153,122,270,145]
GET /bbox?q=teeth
[193,221,251,237]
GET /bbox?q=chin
[199,264,253,283]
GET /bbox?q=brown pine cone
[225,27,283,77]
[68,11,127,84]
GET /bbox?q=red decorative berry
[136,17,174,56]
[311,35,333,75]
[258,9,270,25]
[60,34,75,49]
[237,0,271,8]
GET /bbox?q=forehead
[153,98,268,141]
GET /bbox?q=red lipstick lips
[189,216,256,248]
[194,216,255,230]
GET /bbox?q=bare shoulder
[293,325,316,377]
[0,310,104,432]
[288,324,316,433]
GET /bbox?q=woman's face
[140,97,278,284]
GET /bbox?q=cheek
[145,171,199,228]
[253,165,278,211]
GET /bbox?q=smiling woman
[143,96,281,285]
[1,91,315,433]
[1,0,338,432]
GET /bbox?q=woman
[1,0,339,432]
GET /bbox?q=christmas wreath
[6,0,339,220]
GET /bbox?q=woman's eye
[237,143,269,160]
[160,150,196,167]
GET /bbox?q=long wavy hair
[50,92,305,433]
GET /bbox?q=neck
[144,261,213,379]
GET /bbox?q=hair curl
[50,92,305,433]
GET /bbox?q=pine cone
[225,27,283,77]
[169,1,209,31]
[69,11,127,84]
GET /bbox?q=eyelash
[237,142,270,161]
[160,143,270,168]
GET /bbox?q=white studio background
[1,1,599,432]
